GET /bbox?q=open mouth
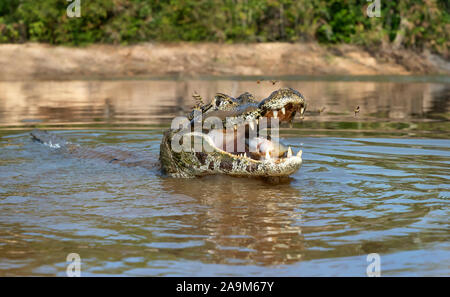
[164,88,307,177]
[202,99,306,163]
[263,102,306,122]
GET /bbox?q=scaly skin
[160,88,307,178]
[30,130,159,171]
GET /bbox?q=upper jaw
[258,91,306,122]
[188,88,307,130]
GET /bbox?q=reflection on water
[0,77,449,131]
[159,177,305,266]
[0,77,449,276]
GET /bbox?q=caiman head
[160,88,307,178]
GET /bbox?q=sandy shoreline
[0,42,449,80]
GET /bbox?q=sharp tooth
[265,150,271,159]
[234,124,237,131]
[249,121,254,130]
[256,119,259,125]
[244,152,247,158]
[287,147,292,158]
[297,150,302,157]
[281,107,286,115]
[273,110,278,118]
[300,107,304,115]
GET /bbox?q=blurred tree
[0,0,447,56]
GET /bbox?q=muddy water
[0,77,449,276]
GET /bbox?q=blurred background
[0,0,448,55]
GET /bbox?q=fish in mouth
[160,88,307,178]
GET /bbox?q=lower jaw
[204,154,303,177]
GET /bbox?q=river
[0,76,448,276]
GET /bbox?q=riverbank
[1,42,449,80]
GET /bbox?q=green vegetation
[0,0,448,56]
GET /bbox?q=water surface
[0,77,449,276]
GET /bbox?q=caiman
[31,88,307,179]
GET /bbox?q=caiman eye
[214,94,227,107]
